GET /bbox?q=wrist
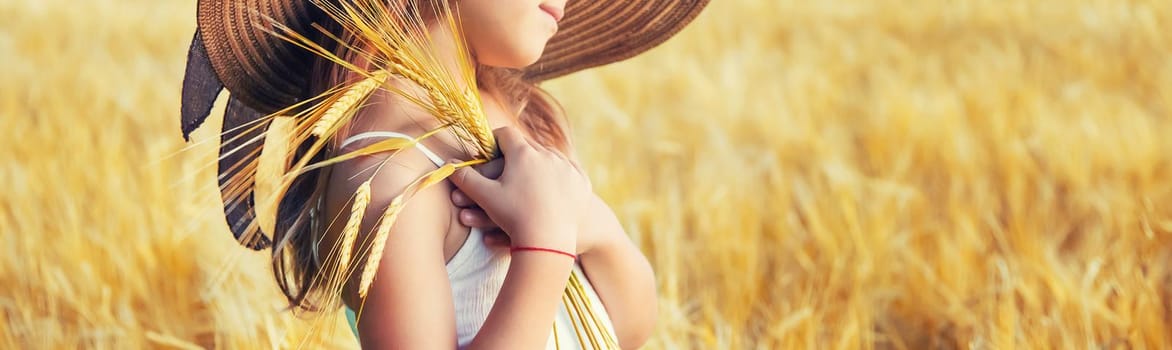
[507,248,577,274]
[510,227,576,254]
[510,246,577,260]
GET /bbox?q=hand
[448,127,592,254]
[450,134,612,255]
[449,159,512,248]
[449,137,612,254]
[453,190,618,255]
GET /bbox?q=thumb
[447,159,498,203]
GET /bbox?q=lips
[539,4,564,22]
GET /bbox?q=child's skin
[321,0,658,348]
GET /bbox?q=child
[180,0,708,348]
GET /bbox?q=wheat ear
[337,180,371,273]
[311,70,389,137]
[254,116,295,236]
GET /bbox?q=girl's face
[456,0,567,68]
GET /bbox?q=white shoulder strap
[338,131,446,167]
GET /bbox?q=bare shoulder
[327,82,456,229]
[329,80,468,200]
[319,85,462,315]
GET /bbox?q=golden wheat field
[3,0,1172,348]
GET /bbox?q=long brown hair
[270,3,571,313]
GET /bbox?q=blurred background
[3,0,1171,348]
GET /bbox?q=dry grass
[2,0,1171,348]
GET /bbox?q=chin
[483,55,543,70]
[478,44,548,69]
[513,53,544,68]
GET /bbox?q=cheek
[460,2,553,68]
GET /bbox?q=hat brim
[196,0,710,115]
[525,0,710,81]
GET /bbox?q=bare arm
[576,194,659,349]
[466,251,575,349]
[552,116,659,348]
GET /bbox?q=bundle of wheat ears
[219,0,618,347]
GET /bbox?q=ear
[180,30,224,142]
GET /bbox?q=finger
[472,157,504,180]
[450,189,476,207]
[482,229,511,247]
[483,233,509,247]
[493,127,531,157]
[459,208,498,229]
[482,228,508,239]
[448,159,499,203]
[483,233,503,246]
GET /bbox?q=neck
[424,20,477,93]
[425,21,512,122]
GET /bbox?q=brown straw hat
[180,0,709,250]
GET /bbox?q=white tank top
[337,131,619,349]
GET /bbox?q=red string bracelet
[510,246,577,260]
